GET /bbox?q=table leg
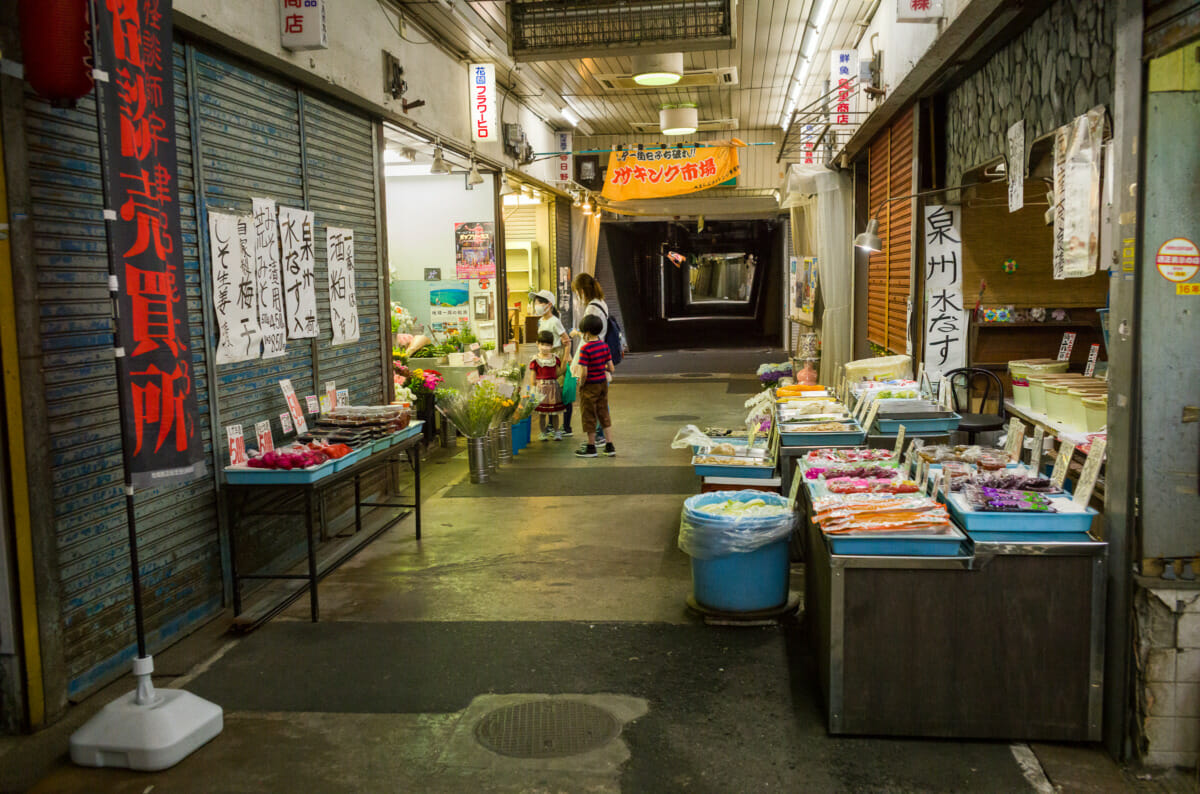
[411,445,422,540]
[227,490,243,616]
[306,489,319,622]
[354,474,362,533]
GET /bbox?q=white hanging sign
[897,0,944,22]
[252,198,288,359]
[922,205,967,378]
[278,206,318,339]
[208,211,261,364]
[829,51,856,137]
[555,131,573,185]
[326,227,360,345]
[469,63,497,142]
[279,0,328,52]
[1007,119,1025,213]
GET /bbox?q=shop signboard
[454,221,496,278]
[253,198,288,358]
[896,0,944,22]
[469,63,496,142]
[600,144,740,201]
[93,0,206,487]
[830,51,856,144]
[209,212,261,364]
[922,204,966,378]
[556,132,573,186]
[279,0,328,51]
[327,227,360,345]
[278,206,318,339]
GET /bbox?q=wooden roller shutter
[866,107,915,353]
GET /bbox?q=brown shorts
[578,381,611,429]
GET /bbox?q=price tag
[917,459,930,491]
[862,399,882,434]
[937,377,952,410]
[255,420,274,454]
[305,395,319,415]
[1004,417,1026,462]
[279,379,308,435]
[1050,440,1076,490]
[280,412,294,434]
[503,342,517,354]
[1073,437,1107,506]
[1084,344,1101,377]
[1030,426,1046,473]
[891,425,907,460]
[927,469,943,498]
[905,437,925,474]
[1057,332,1077,361]
[336,388,350,407]
[225,424,247,466]
[319,394,332,413]
[856,394,871,422]
[325,381,337,408]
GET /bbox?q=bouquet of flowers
[436,382,505,437]
[395,364,443,400]
[393,378,416,405]
[511,383,543,423]
[756,361,793,389]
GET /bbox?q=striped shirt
[578,339,611,383]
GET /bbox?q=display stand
[225,436,422,628]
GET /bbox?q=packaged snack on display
[963,486,1057,513]
[811,493,954,534]
[949,471,1059,493]
[825,478,921,495]
[804,448,894,466]
[804,464,899,481]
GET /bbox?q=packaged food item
[810,493,953,534]
[825,478,920,494]
[976,450,1010,471]
[963,486,1057,513]
[805,464,899,480]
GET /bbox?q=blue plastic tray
[875,412,961,433]
[780,421,866,447]
[333,447,370,471]
[390,421,424,445]
[224,458,336,485]
[826,533,969,557]
[371,436,392,454]
[693,463,777,479]
[946,492,1096,533]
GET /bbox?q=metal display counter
[225,435,422,626]
[805,518,1106,740]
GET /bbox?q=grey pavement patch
[654,414,702,422]
[442,694,647,776]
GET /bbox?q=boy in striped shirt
[573,314,615,458]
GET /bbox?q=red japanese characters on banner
[94,0,206,488]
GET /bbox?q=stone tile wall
[943,0,1115,187]
[1137,587,1200,769]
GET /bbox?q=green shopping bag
[561,365,578,404]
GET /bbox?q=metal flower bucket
[498,422,513,463]
[485,429,498,474]
[467,436,490,484]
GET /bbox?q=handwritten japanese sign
[278,206,318,339]
[209,212,261,364]
[601,145,740,201]
[255,420,274,454]
[94,0,206,488]
[279,379,308,436]
[922,205,966,378]
[1007,119,1025,213]
[326,227,360,345]
[226,424,247,466]
[253,198,287,358]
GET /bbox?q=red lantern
[19,0,93,108]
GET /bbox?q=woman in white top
[531,289,574,436]
[570,273,608,340]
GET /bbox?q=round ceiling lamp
[632,52,683,87]
[659,104,698,136]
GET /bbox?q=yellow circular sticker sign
[1155,237,1200,283]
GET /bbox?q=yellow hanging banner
[600,144,741,202]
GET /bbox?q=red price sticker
[226,424,247,466]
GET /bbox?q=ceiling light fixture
[467,159,484,185]
[561,106,580,127]
[430,141,451,175]
[572,192,582,207]
[660,104,698,136]
[632,52,684,87]
[498,170,514,196]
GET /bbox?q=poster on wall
[278,206,318,339]
[209,212,261,364]
[922,205,967,378]
[455,221,496,279]
[429,281,471,335]
[327,227,360,345]
[253,197,288,358]
[793,256,819,326]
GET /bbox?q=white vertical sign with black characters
[208,211,261,364]
[253,197,288,358]
[326,227,359,345]
[278,206,318,339]
[922,204,966,378]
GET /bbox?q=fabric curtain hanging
[813,170,854,386]
[571,207,600,276]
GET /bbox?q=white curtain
[571,208,600,277]
[812,170,854,386]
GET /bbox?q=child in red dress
[529,331,567,440]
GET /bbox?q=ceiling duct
[508,0,735,61]
[595,67,738,93]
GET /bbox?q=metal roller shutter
[24,42,221,698]
[866,107,915,354]
[555,199,572,327]
[593,228,624,331]
[504,206,538,241]
[306,95,384,405]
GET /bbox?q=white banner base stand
[69,655,223,771]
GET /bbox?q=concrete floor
[2,350,1192,792]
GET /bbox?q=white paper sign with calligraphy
[278,206,318,339]
[922,204,966,378]
[326,227,360,345]
[253,198,288,359]
[209,212,261,364]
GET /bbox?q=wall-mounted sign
[555,131,573,185]
[327,227,360,345]
[830,51,856,135]
[601,145,740,201]
[922,205,966,378]
[469,63,497,141]
[209,212,261,365]
[253,198,288,359]
[1155,237,1200,283]
[280,0,328,51]
[897,0,944,22]
[278,206,318,339]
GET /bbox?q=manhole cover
[655,414,701,422]
[474,700,621,759]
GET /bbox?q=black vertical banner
[93,0,206,489]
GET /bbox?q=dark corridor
[602,219,784,351]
